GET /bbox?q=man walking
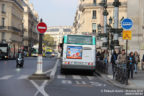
[117,49,127,84]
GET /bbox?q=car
[51,53,55,57]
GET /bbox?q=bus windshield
[0,47,7,53]
[67,35,92,45]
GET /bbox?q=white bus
[61,35,96,74]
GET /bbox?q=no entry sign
[37,22,47,34]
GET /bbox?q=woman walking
[134,51,140,74]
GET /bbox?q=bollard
[36,55,43,74]
[28,54,49,80]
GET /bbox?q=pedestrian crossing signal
[122,30,132,40]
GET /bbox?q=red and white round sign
[37,22,47,34]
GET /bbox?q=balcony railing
[0,26,21,32]
[11,0,24,10]
[79,2,127,11]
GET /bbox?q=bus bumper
[61,64,95,71]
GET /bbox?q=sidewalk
[99,63,144,90]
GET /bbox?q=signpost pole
[126,40,128,85]
[121,18,133,85]
[36,19,43,74]
[29,18,49,80]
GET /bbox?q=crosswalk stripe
[108,75,113,80]
[72,75,82,79]
[62,80,72,84]
[75,81,80,84]
[87,76,94,80]
[75,81,87,85]
[57,75,66,79]
[82,81,86,84]
[0,75,13,80]
[17,75,28,79]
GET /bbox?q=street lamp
[97,24,102,48]
[112,0,121,47]
[97,24,102,40]
[98,24,101,31]
[99,0,109,49]
[109,16,112,25]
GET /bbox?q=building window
[92,23,96,34]
[2,4,5,13]
[93,0,96,4]
[92,10,96,19]
[63,28,71,32]
[1,32,5,41]
[2,18,5,27]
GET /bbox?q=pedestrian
[104,50,109,64]
[100,50,104,61]
[134,51,140,73]
[103,50,109,73]
[142,54,144,70]
[117,49,126,66]
[117,49,127,82]
[111,50,118,73]
[96,51,101,61]
[127,52,135,79]
[0,50,2,59]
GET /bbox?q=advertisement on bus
[66,46,82,59]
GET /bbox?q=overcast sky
[29,0,78,27]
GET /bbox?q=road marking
[62,80,72,84]
[0,75,13,80]
[82,81,86,84]
[30,80,49,96]
[72,75,82,80]
[43,68,53,74]
[75,81,80,84]
[107,75,113,80]
[57,75,66,79]
[75,81,86,85]
[17,75,28,79]
[50,59,59,79]
[87,76,94,80]
[90,81,102,87]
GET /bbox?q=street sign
[122,30,132,40]
[121,18,133,30]
[37,22,47,34]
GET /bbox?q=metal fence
[96,59,128,85]
[113,63,128,85]
[96,60,108,74]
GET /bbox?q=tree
[43,34,55,47]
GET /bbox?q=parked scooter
[16,53,24,68]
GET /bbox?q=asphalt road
[0,57,57,96]
[44,59,143,96]
[0,57,143,96]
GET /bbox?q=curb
[97,72,144,90]
[28,74,50,80]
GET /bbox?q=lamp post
[21,22,24,50]
[97,24,101,40]
[108,17,113,51]
[113,0,121,47]
[97,24,102,48]
[100,0,109,49]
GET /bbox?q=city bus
[0,43,17,59]
[31,45,39,57]
[61,35,96,74]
